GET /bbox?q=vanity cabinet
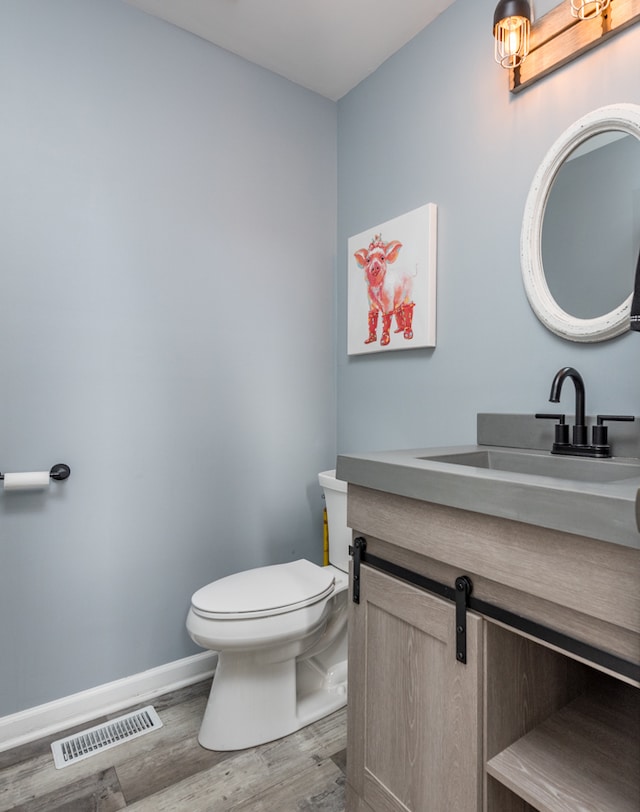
[344,485,640,812]
[346,563,483,811]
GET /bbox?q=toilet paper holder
[0,463,71,481]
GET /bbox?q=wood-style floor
[0,679,347,811]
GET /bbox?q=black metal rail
[350,537,640,683]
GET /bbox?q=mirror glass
[521,103,640,342]
[542,132,640,319]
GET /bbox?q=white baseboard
[0,651,217,753]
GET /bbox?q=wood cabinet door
[347,563,483,812]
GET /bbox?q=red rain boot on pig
[394,306,406,333]
[364,309,379,344]
[400,302,415,339]
[381,313,393,346]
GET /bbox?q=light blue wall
[337,0,640,453]
[0,0,337,715]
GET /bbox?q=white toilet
[186,470,350,751]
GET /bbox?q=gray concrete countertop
[336,443,640,550]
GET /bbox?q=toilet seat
[191,559,335,620]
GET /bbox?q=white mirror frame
[521,103,640,342]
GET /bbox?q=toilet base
[197,651,347,751]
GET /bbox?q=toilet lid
[191,559,336,619]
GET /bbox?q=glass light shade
[494,15,531,68]
[571,0,611,19]
[493,0,532,69]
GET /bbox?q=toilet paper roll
[3,471,50,491]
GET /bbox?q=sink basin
[421,449,640,483]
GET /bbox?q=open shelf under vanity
[484,621,640,812]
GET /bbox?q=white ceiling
[122,0,457,101]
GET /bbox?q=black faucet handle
[592,415,636,447]
[535,413,569,446]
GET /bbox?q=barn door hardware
[349,537,367,604]
[455,576,472,664]
[349,536,640,682]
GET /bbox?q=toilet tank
[318,470,350,573]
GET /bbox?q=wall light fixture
[571,0,611,19]
[493,0,532,68]
[497,0,640,93]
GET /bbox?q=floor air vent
[51,706,163,769]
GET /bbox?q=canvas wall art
[347,203,437,355]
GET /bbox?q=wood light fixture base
[510,0,640,93]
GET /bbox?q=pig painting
[347,204,437,355]
[353,233,416,347]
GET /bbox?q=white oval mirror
[521,103,640,342]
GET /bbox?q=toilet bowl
[186,470,350,751]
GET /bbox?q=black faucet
[549,367,588,446]
[536,367,635,458]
